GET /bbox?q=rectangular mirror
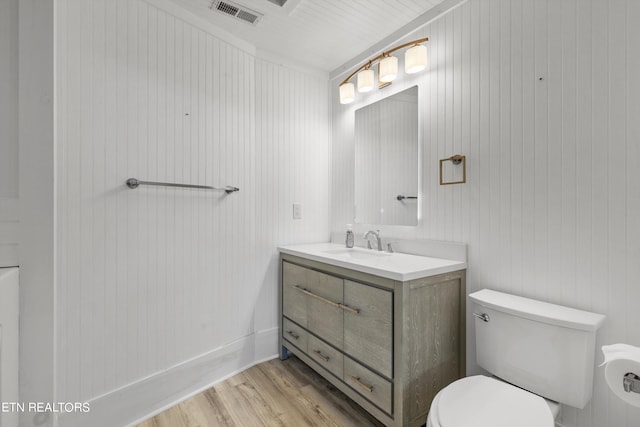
[354,86,419,226]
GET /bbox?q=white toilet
[427,289,606,427]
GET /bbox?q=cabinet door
[343,280,392,378]
[282,262,309,326]
[305,269,344,350]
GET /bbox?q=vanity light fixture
[357,66,375,92]
[339,82,355,104]
[378,54,398,83]
[339,37,428,104]
[405,43,427,74]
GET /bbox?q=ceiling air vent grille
[236,9,260,24]
[216,2,239,15]
[210,1,263,25]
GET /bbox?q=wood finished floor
[137,355,385,427]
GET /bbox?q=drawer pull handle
[286,330,299,340]
[313,350,330,362]
[349,375,374,393]
[294,286,360,314]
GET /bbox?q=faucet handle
[387,243,394,253]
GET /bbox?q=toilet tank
[469,289,605,409]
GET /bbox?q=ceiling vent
[209,0,263,25]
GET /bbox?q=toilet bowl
[425,289,606,427]
[426,375,560,427]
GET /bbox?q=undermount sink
[322,248,391,260]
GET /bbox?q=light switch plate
[293,203,302,220]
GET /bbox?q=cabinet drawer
[344,357,393,415]
[307,335,343,379]
[344,280,392,377]
[282,318,307,353]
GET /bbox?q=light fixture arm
[339,37,428,87]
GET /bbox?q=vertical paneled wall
[0,0,18,198]
[0,0,19,267]
[56,0,328,407]
[331,1,640,426]
[253,58,330,332]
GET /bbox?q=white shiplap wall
[0,0,18,199]
[0,0,19,267]
[56,0,328,422]
[331,1,640,426]
[253,58,330,333]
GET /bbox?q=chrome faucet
[364,230,382,251]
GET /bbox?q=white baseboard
[57,328,279,427]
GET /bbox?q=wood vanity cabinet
[279,253,466,427]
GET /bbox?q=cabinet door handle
[294,286,360,314]
[313,350,330,362]
[339,304,360,315]
[349,375,374,393]
[294,286,341,309]
[286,330,299,340]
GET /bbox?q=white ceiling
[168,0,446,72]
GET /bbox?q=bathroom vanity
[279,243,466,427]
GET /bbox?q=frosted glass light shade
[404,45,427,74]
[379,55,398,83]
[405,44,427,74]
[339,82,355,104]
[357,69,375,92]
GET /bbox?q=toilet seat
[427,376,554,427]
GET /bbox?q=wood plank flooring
[137,356,385,427]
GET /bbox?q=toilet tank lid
[469,289,606,332]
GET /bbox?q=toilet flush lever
[473,312,490,322]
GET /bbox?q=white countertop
[278,242,466,281]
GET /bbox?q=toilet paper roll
[601,344,640,407]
